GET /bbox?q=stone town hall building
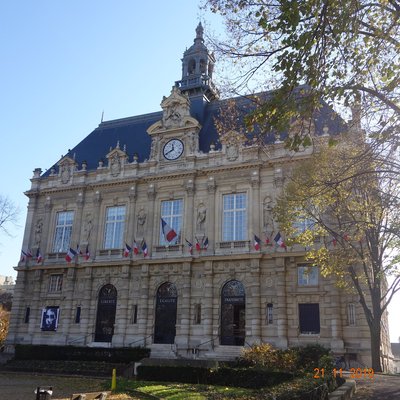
[6,24,392,368]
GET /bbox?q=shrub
[14,344,150,363]
[136,364,294,389]
[238,343,298,372]
[294,344,331,370]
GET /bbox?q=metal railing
[128,334,153,348]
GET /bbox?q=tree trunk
[369,320,382,372]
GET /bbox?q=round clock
[163,139,184,160]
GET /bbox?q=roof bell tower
[175,23,219,102]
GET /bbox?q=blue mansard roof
[43,90,345,177]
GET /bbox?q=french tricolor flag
[65,247,77,263]
[124,243,132,257]
[161,218,177,242]
[133,240,139,255]
[142,241,148,257]
[254,235,261,251]
[274,232,286,248]
[36,248,43,263]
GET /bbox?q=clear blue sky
[1,1,399,344]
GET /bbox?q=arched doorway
[220,280,245,345]
[154,282,178,344]
[94,284,117,342]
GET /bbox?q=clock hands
[165,144,175,155]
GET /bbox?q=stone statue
[83,213,93,242]
[263,196,275,231]
[34,219,43,247]
[196,204,206,232]
[137,208,147,236]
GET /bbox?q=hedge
[136,365,294,389]
[14,344,150,363]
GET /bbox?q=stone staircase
[203,345,243,361]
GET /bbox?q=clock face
[163,139,184,160]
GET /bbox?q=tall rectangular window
[104,206,126,249]
[348,303,356,326]
[266,303,273,325]
[48,274,63,293]
[160,199,183,245]
[24,307,30,323]
[194,304,201,324]
[53,211,74,252]
[298,265,319,286]
[222,193,247,241]
[299,303,320,334]
[132,305,138,324]
[75,306,81,323]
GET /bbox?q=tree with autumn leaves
[204,0,400,372]
[274,135,400,372]
[203,0,400,151]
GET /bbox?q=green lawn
[115,379,258,400]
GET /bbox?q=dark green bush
[137,364,294,389]
[208,367,294,388]
[14,344,150,363]
[294,344,331,370]
[137,365,210,384]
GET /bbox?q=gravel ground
[0,372,142,400]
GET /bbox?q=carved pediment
[57,156,77,184]
[106,141,128,177]
[147,86,201,135]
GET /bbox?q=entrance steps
[203,345,244,361]
[87,342,112,348]
[149,344,179,359]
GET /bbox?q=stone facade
[5,24,391,369]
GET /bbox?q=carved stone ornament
[57,156,76,184]
[106,142,128,177]
[226,144,239,161]
[161,86,191,129]
[110,154,121,176]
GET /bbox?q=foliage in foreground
[116,375,336,400]
[204,0,400,151]
[275,135,400,372]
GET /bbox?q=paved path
[350,373,400,399]
[0,372,139,400]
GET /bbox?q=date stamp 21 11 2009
[313,368,375,380]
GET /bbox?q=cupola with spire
[175,23,219,102]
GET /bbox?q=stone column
[138,265,151,344]
[79,267,94,344]
[126,185,137,244]
[202,261,214,346]
[249,258,262,343]
[250,170,261,237]
[90,191,102,259]
[176,262,192,350]
[276,257,288,348]
[206,177,216,252]
[39,196,53,255]
[330,279,345,352]
[184,179,195,244]
[60,267,77,343]
[145,184,156,252]
[113,265,131,346]
[71,191,85,250]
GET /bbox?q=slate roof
[42,90,345,177]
